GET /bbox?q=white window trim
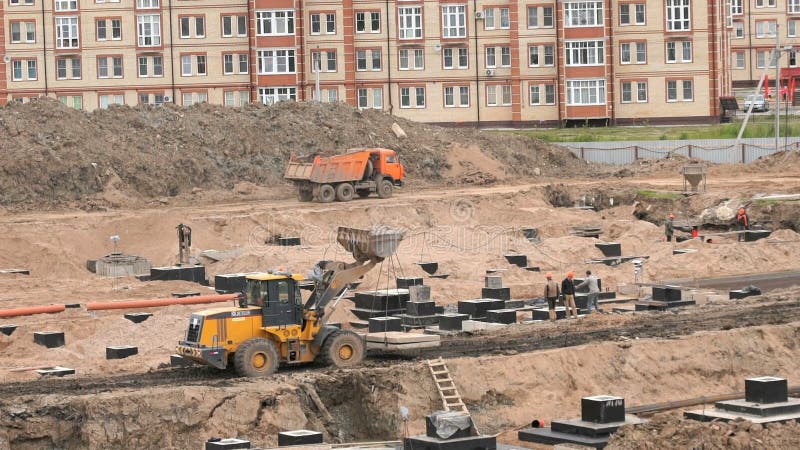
[398,6,422,40]
[444,85,470,108]
[564,1,604,28]
[255,9,295,36]
[565,40,605,66]
[257,48,296,74]
[441,4,467,39]
[566,79,606,106]
[137,14,161,47]
[666,0,691,32]
[355,11,381,33]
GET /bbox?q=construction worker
[665,214,675,242]
[561,272,578,319]
[576,270,600,313]
[544,273,560,322]
[736,207,750,242]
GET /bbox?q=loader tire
[377,179,393,199]
[319,330,365,369]
[234,338,279,377]
[335,183,354,202]
[317,184,335,203]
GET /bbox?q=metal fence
[561,137,800,165]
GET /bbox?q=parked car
[743,94,769,112]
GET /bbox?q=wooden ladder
[427,357,469,414]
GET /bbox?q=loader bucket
[337,226,405,261]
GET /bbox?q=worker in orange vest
[736,208,750,242]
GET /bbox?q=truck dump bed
[284,152,370,184]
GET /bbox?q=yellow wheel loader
[175,226,404,377]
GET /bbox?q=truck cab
[370,149,404,186]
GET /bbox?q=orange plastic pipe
[85,293,239,311]
[0,304,66,318]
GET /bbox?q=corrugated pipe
[86,294,239,311]
[0,304,66,318]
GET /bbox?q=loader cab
[245,274,304,328]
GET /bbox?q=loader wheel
[335,183,354,202]
[356,189,371,198]
[377,179,393,199]
[234,338,279,377]
[319,330,365,369]
[317,184,335,203]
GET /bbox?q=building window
[790,20,799,37]
[55,0,78,11]
[99,94,125,109]
[224,53,249,74]
[444,86,469,107]
[96,18,122,41]
[356,88,383,109]
[399,48,424,70]
[527,6,538,28]
[529,46,540,66]
[757,50,777,68]
[790,0,800,13]
[398,6,422,39]
[311,51,336,72]
[222,15,247,37]
[442,4,466,38]
[55,16,79,49]
[755,0,775,7]
[222,91,249,107]
[97,56,123,78]
[58,95,83,110]
[755,21,777,38]
[486,85,511,106]
[356,49,381,71]
[180,54,207,76]
[544,45,555,66]
[621,43,631,64]
[666,0,691,31]
[182,91,208,106]
[10,0,36,5]
[530,84,555,105]
[137,14,161,46]
[621,81,647,103]
[735,52,745,69]
[257,49,296,74]
[255,10,294,35]
[400,86,426,108]
[621,42,648,64]
[443,47,468,69]
[11,59,37,81]
[530,84,540,105]
[730,0,742,15]
[564,1,603,27]
[180,16,205,39]
[258,87,295,105]
[620,3,645,26]
[322,89,338,103]
[139,93,167,106]
[137,55,163,77]
[565,40,604,66]
[733,21,744,38]
[310,12,336,35]
[136,0,159,9]
[485,46,510,68]
[666,41,692,63]
[566,79,605,105]
[484,7,510,30]
[667,79,693,102]
[10,21,36,43]
[356,11,380,33]
[56,57,81,79]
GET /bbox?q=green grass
[636,190,683,200]
[507,118,800,143]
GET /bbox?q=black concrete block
[522,227,539,240]
[277,236,301,246]
[435,306,444,314]
[0,324,18,336]
[745,376,788,404]
[106,345,139,360]
[504,299,524,309]
[124,312,153,323]
[353,290,409,310]
[171,291,201,298]
[744,230,771,242]
[595,242,622,258]
[673,248,698,255]
[65,303,81,309]
[730,288,761,299]
[438,313,468,331]
[582,395,626,424]
[215,273,250,294]
[550,418,625,438]
[532,308,568,320]
[504,254,528,268]
[599,291,617,300]
[397,277,424,289]
[399,314,439,327]
[150,265,206,284]
[278,430,323,446]
[205,438,252,450]
[407,301,437,317]
[574,293,589,309]
[518,427,610,448]
[417,262,439,275]
[486,309,516,324]
[481,287,511,301]
[524,266,541,272]
[170,354,195,367]
[409,285,432,302]
[429,273,450,279]
[404,434,496,450]
[485,276,503,288]
[652,286,682,302]
[426,415,472,439]
[368,316,402,333]
[351,307,406,320]
[33,331,64,348]
[37,366,75,377]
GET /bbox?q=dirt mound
[0,99,586,209]
[608,412,800,449]
[750,149,800,171]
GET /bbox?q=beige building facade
[1,1,733,125]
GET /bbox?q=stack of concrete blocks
[685,376,800,423]
[635,285,695,311]
[518,395,646,448]
[483,275,517,325]
[404,412,496,450]
[352,289,410,320]
[457,299,505,322]
[397,285,440,330]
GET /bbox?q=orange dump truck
[283,148,405,202]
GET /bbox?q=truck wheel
[298,188,313,202]
[317,184,335,203]
[234,338,279,377]
[319,330,365,368]
[335,183,354,202]
[356,189,371,198]
[377,179,393,199]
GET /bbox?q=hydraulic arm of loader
[305,226,404,318]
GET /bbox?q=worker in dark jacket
[561,272,578,319]
[665,213,675,242]
[737,207,749,242]
[544,273,560,322]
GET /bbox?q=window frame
[565,78,606,106]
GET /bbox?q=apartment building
[728,0,800,88]
[1,1,733,125]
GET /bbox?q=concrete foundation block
[522,227,539,240]
[352,307,406,320]
[205,438,251,449]
[150,265,207,284]
[461,320,507,332]
[124,312,153,323]
[746,376,788,404]
[438,313,469,331]
[171,291,201,298]
[582,396,625,423]
[417,262,439,275]
[278,430,323,447]
[458,299,505,319]
[504,299,525,309]
[481,287,511,301]
[595,242,622,258]
[486,309,517,324]
[407,301,437,317]
[399,314,440,328]
[65,303,81,309]
[33,331,65,348]
[524,266,541,272]
[277,236,301,246]
[652,285,682,302]
[404,434,496,450]
[532,307,568,320]
[0,324,18,336]
[426,413,473,439]
[504,254,528,268]
[368,316,402,333]
[598,291,617,300]
[744,230,771,242]
[106,345,139,360]
[353,289,409,310]
[484,276,503,289]
[409,285,432,302]
[214,272,258,294]
[396,277,424,289]
[37,366,75,377]
[730,288,761,299]
[429,273,450,279]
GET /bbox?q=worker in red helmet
[544,272,560,322]
[665,213,675,242]
[736,207,750,242]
